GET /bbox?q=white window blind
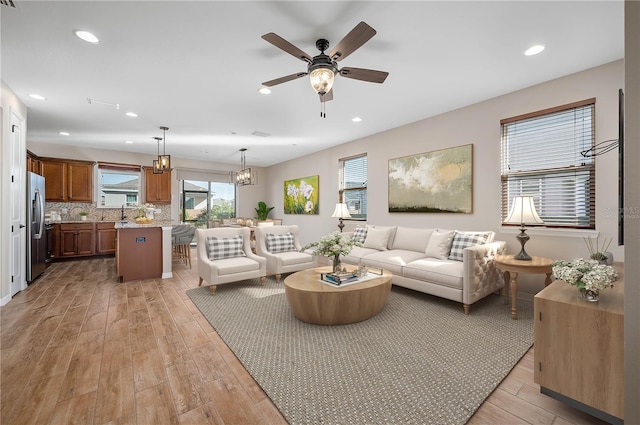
[339,154,367,220]
[500,99,595,229]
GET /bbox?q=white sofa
[342,225,506,314]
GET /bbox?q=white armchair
[196,227,266,294]
[254,225,317,282]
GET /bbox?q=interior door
[10,109,26,296]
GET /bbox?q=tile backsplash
[46,202,171,222]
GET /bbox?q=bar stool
[172,225,196,268]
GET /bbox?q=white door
[10,110,26,296]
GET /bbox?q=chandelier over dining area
[236,148,254,186]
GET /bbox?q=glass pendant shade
[152,137,164,174]
[158,126,170,172]
[309,67,335,95]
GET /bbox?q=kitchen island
[114,221,173,282]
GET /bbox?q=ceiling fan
[261,21,389,117]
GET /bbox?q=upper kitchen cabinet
[41,158,94,202]
[27,150,42,175]
[144,167,171,204]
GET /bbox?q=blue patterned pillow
[448,232,490,261]
[266,232,295,253]
[206,235,246,260]
[352,226,368,244]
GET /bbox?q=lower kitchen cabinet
[60,223,96,257]
[96,222,116,254]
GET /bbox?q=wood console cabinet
[534,270,624,424]
[144,167,171,204]
[59,223,96,257]
[41,158,93,202]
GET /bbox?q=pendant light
[236,148,254,186]
[158,126,171,172]
[152,137,163,174]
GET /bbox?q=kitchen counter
[114,220,174,229]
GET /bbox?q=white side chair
[196,227,266,294]
[254,225,317,282]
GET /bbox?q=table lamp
[331,203,351,232]
[504,196,543,261]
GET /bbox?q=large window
[98,164,141,208]
[500,99,595,229]
[180,180,235,228]
[339,154,367,220]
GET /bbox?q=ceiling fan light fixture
[309,66,335,95]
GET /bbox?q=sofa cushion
[206,235,246,260]
[275,251,314,266]
[342,246,383,265]
[361,250,427,275]
[425,229,455,259]
[363,226,395,250]
[391,227,434,252]
[215,256,261,276]
[448,231,491,261]
[266,232,295,253]
[352,226,368,244]
[403,258,464,290]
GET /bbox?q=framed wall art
[388,144,473,213]
[284,175,319,214]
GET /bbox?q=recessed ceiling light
[74,30,99,44]
[124,140,133,144]
[352,117,362,123]
[58,131,70,136]
[524,45,545,56]
[29,94,46,100]
[125,112,138,118]
[258,87,271,95]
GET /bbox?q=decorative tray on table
[320,271,359,286]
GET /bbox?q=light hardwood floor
[1,253,608,425]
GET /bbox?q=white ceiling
[1,1,623,167]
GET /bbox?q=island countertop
[114,220,175,229]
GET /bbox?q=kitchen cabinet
[27,150,41,175]
[116,226,162,281]
[59,223,96,257]
[96,222,116,254]
[40,158,94,202]
[144,167,171,204]
[534,269,624,424]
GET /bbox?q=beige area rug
[187,277,533,425]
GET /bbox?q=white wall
[1,82,28,303]
[624,1,640,421]
[264,60,624,299]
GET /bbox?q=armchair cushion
[448,231,491,261]
[266,232,296,253]
[206,235,246,260]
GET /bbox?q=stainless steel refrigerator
[27,171,46,282]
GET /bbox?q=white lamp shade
[504,196,543,225]
[331,203,351,219]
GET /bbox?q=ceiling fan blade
[329,21,376,62]
[262,33,312,63]
[262,72,307,87]
[319,89,334,102]
[339,67,389,83]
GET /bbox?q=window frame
[97,163,142,208]
[500,98,596,230]
[339,153,367,221]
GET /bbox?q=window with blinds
[339,154,367,220]
[500,99,595,229]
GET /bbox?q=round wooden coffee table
[284,266,392,325]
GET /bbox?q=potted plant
[78,211,88,221]
[255,201,274,221]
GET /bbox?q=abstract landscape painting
[388,144,473,213]
[284,175,319,214]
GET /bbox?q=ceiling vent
[251,131,270,138]
[1,0,16,7]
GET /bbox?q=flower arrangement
[552,258,618,296]
[301,231,361,272]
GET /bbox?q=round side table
[494,255,553,319]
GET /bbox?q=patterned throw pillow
[206,235,246,260]
[352,226,368,244]
[448,232,490,262]
[266,232,296,253]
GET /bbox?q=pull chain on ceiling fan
[261,21,389,118]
